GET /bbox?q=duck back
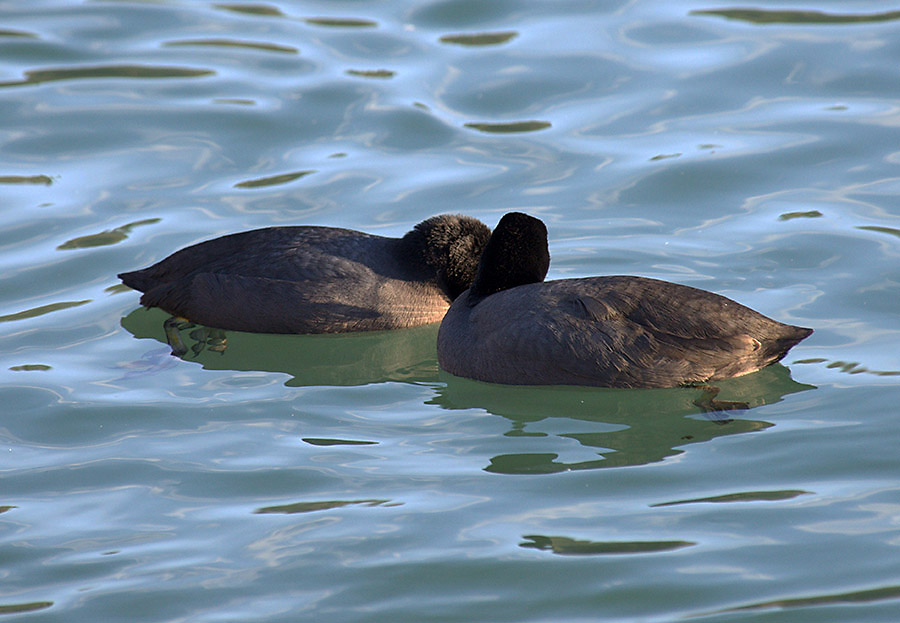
[438,276,812,388]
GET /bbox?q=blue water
[2,1,900,621]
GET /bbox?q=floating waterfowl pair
[119,212,811,388]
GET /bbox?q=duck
[119,214,491,334]
[437,212,812,388]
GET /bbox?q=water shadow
[651,489,811,507]
[0,65,213,89]
[345,69,395,79]
[0,174,52,185]
[255,499,398,515]
[439,31,518,46]
[520,535,694,556]
[794,357,900,378]
[692,8,900,25]
[213,3,285,18]
[57,218,160,250]
[1,299,91,323]
[234,170,315,188]
[429,365,815,472]
[120,307,440,387]
[698,584,900,616]
[0,602,53,615]
[464,120,551,133]
[304,17,377,28]
[164,39,299,54]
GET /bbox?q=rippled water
[2,1,900,621]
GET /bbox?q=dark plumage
[119,214,491,334]
[437,212,812,388]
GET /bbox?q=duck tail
[118,269,152,293]
[764,325,813,364]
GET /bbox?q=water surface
[2,1,900,621]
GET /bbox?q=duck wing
[541,277,810,387]
[441,277,810,388]
[119,226,403,291]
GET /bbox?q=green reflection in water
[465,120,551,133]
[120,307,441,387]
[521,535,694,555]
[57,218,160,250]
[0,65,214,88]
[706,584,900,615]
[165,39,298,54]
[0,29,36,38]
[346,69,395,79]
[779,210,823,221]
[650,152,681,161]
[305,17,377,28]
[433,365,815,473]
[234,170,316,188]
[0,174,52,185]
[486,453,607,474]
[439,31,518,46]
[0,300,91,323]
[255,499,397,514]
[795,357,900,377]
[692,8,900,25]
[0,602,53,615]
[857,225,900,239]
[302,438,378,446]
[213,3,285,17]
[214,98,256,105]
[651,489,811,507]
[106,283,133,295]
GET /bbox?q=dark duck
[120,214,491,340]
[437,212,812,389]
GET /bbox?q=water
[2,1,899,621]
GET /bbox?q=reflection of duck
[439,213,813,388]
[119,214,490,334]
[120,307,440,387]
[431,364,815,473]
